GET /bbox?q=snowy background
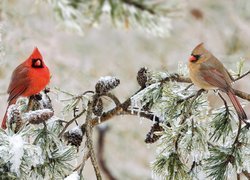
[0,0,250,179]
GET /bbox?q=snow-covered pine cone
[137,67,148,88]
[64,126,83,148]
[23,109,54,125]
[145,123,163,144]
[95,76,120,94]
[8,105,23,133]
[92,97,103,116]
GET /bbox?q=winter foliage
[47,0,180,37]
[1,0,250,179]
[0,100,77,179]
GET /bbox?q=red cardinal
[2,47,50,129]
[188,43,247,121]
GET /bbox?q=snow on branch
[1,65,250,179]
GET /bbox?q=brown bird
[188,43,247,120]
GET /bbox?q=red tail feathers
[1,110,7,129]
[2,99,16,129]
[227,89,247,120]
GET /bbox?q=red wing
[201,68,229,89]
[8,85,27,102]
[7,65,30,102]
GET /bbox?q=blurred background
[0,0,250,179]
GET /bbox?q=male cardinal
[1,47,50,129]
[188,43,247,121]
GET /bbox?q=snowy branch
[2,67,250,179]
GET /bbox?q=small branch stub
[145,123,164,144]
[92,97,103,116]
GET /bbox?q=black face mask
[32,58,44,68]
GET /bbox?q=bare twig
[97,125,116,180]
[233,89,250,101]
[188,161,201,174]
[102,93,121,106]
[243,170,250,180]
[218,92,229,112]
[89,106,161,127]
[85,101,102,180]
[233,116,242,146]
[237,173,240,180]
[161,74,192,84]
[58,109,86,138]
[60,90,94,102]
[184,83,194,91]
[77,150,90,174]
[234,70,250,81]
[177,89,205,104]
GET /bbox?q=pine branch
[160,73,250,101]
[54,69,250,179]
[76,72,250,140]
[121,0,155,14]
[175,89,204,151]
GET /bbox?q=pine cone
[137,67,148,88]
[92,97,103,116]
[23,109,54,125]
[95,76,120,94]
[145,123,163,144]
[8,105,23,133]
[64,126,83,147]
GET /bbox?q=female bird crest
[189,43,212,63]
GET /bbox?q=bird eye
[194,54,201,60]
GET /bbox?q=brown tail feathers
[227,89,247,120]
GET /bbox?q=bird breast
[188,62,216,90]
[23,67,50,96]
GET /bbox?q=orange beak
[189,55,197,62]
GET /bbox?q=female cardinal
[1,47,50,129]
[188,43,247,121]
